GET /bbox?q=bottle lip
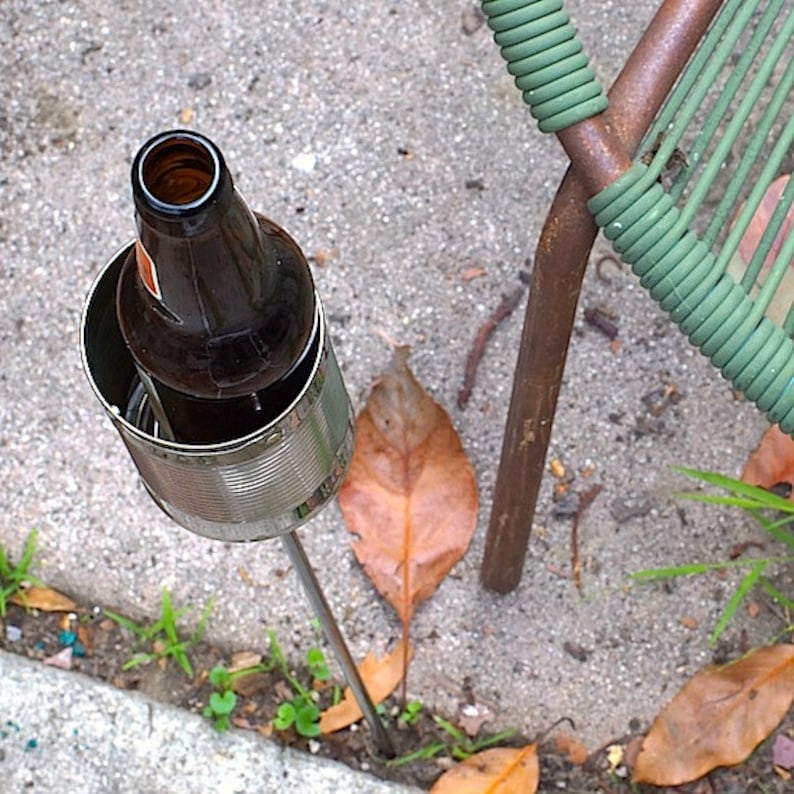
[132,129,226,219]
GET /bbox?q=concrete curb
[0,650,420,793]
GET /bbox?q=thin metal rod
[281,529,395,758]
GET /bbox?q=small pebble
[187,72,212,90]
[6,625,22,642]
[290,152,316,173]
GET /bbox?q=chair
[479,0,794,592]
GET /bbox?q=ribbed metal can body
[81,243,354,541]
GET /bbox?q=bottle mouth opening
[136,130,222,215]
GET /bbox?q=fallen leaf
[9,585,77,612]
[430,744,538,794]
[776,765,792,781]
[727,175,794,326]
[742,425,794,499]
[228,650,262,673]
[633,644,794,786]
[623,734,645,768]
[273,679,293,703]
[338,345,478,689]
[320,641,410,734]
[555,730,589,765]
[737,175,793,274]
[231,667,270,698]
[77,624,94,656]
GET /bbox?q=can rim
[80,240,328,457]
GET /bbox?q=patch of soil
[1,597,791,793]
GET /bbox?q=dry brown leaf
[320,640,410,734]
[228,650,269,696]
[554,730,589,765]
[737,175,792,273]
[338,346,478,686]
[633,644,794,786]
[9,585,77,612]
[430,744,539,794]
[727,175,794,326]
[228,649,263,673]
[77,624,94,656]
[742,425,794,498]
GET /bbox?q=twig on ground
[583,307,618,340]
[458,286,525,409]
[572,485,603,594]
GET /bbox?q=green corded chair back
[480,0,793,592]
[483,0,794,429]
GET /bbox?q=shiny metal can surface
[81,242,354,541]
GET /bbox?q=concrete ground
[0,0,788,790]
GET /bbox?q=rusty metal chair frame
[481,0,728,592]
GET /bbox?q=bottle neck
[132,129,228,236]
[117,129,317,402]
[130,130,276,330]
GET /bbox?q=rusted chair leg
[481,171,597,593]
[481,0,723,593]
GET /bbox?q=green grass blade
[191,598,214,645]
[472,728,519,751]
[104,609,148,638]
[18,529,39,574]
[758,521,794,549]
[709,561,768,644]
[160,589,182,644]
[0,545,10,579]
[121,653,154,670]
[433,716,467,744]
[759,578,794,610]
[675,467,794,512]
[174,648,194,679]
[632,559,755,581]
[632,555,793,582]
[387,743,446,767]
[674,493,774,511]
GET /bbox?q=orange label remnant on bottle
[135,239,162,300]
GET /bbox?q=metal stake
[281,530,395,758]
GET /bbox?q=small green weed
[399,700,424,726]
[632,467,794,644]
[203,662,273,732]
[388,715,517,767]
[0,529,44,617]
[268,630,330,738]
[104,588,214,679]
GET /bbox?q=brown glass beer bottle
[116,130,319,444]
